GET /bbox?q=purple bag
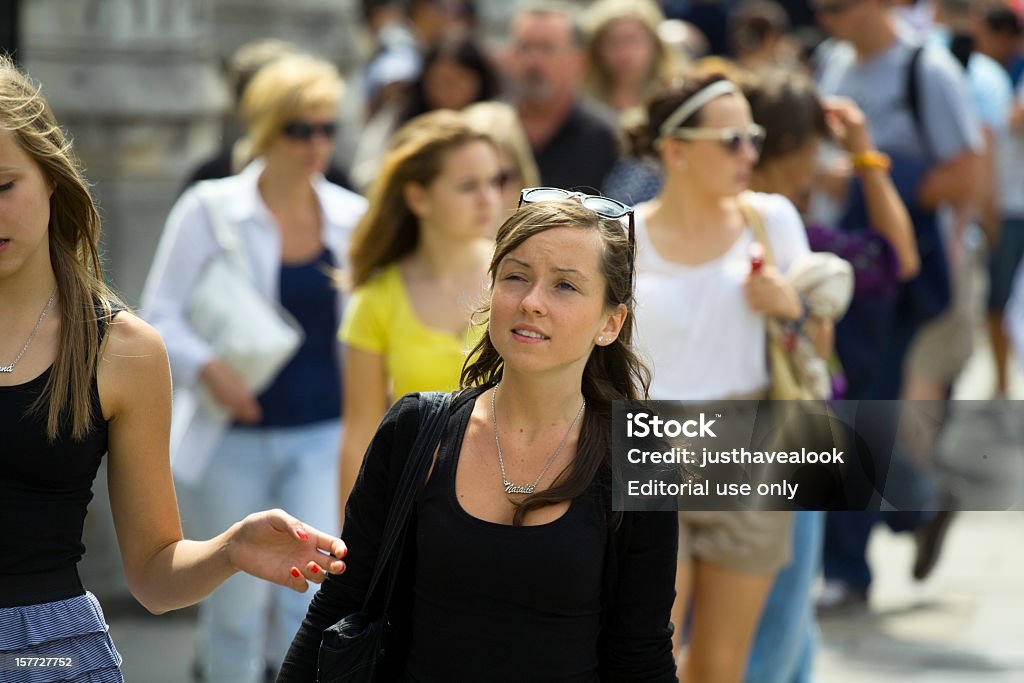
[806,224,901,301]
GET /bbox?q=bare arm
[916,148,983,211]
[338,345,390,528]
[977,127,1001,247]
[857,163,920,281]
[824,97,919,281]
[804,317,834,359]
[100,313,346,615]
[1011,101,1024,131]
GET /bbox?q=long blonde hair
[349,110,497,288]
[0,56,120,440]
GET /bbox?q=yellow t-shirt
[339,264,483,399]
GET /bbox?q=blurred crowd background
[3,0,1023,680]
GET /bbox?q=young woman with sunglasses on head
[0,56,348,683]
[336,109,503,520]
[628,72,810,683]
[141,53,366,681]
[279,190,678,682]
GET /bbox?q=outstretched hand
[226,508,347,592]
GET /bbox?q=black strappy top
[0,304,119,606]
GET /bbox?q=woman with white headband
[628,72,810,682]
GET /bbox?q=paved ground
[815,512,1024,682]
[100,329,1024,681]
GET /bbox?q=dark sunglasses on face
[281,121,338,141]
[669,123,766,154]
[517,187,637,284]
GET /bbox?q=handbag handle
[360,391,453,614]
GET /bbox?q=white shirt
[633,192,810,400]
[140,160,367,482]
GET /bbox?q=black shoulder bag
[317,391,453,683]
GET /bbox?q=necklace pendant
[504,481,535,495]
[0,364,13,373]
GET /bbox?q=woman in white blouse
[628,73,809,683]
[141,54,367,682]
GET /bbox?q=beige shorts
[904,306,973,384]
[678,511,793,575]
[904,237,983,385]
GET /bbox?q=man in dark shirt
[507,1,619,193]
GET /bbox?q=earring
[597,336,605,343]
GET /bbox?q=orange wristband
[851,150,891,172]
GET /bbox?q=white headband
[657,80,739,141]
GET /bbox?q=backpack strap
[905,46,934,164]
[363,391,453,612]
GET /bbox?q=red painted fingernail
[295,528,309,540]
[291,568,301,578]
[310,564,319,573]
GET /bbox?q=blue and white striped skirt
[0,592,123,683]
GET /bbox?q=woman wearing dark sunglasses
[279,192,677,682]
[628,72,811,683]
[141,53,367,681]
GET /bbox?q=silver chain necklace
[0,286,57,374]
[491,384,586,495]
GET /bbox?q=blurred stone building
[9,0,524,606]
[12,0,364,603]
[18,0,364,303]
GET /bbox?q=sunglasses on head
[669,123,766,154]
[281,121,338,141]
[517,187,636,284]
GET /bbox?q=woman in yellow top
[338,110,503,516]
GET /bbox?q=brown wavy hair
[0,56,120,440]
[460,200,650,525]
[627,69,739,158]
[348,109,496,288]
[742,67,829,166]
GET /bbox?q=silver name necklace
[1,286,57,374]
[491,383,586,495]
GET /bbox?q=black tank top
[403,393,605,683]
[0,304,118,606]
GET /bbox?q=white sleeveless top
[633,192,810,401]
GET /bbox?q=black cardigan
[277,390,678,682]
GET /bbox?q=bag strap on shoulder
[738,193,777,268]
[362,391,453,612]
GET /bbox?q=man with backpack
[811,0,983,611]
